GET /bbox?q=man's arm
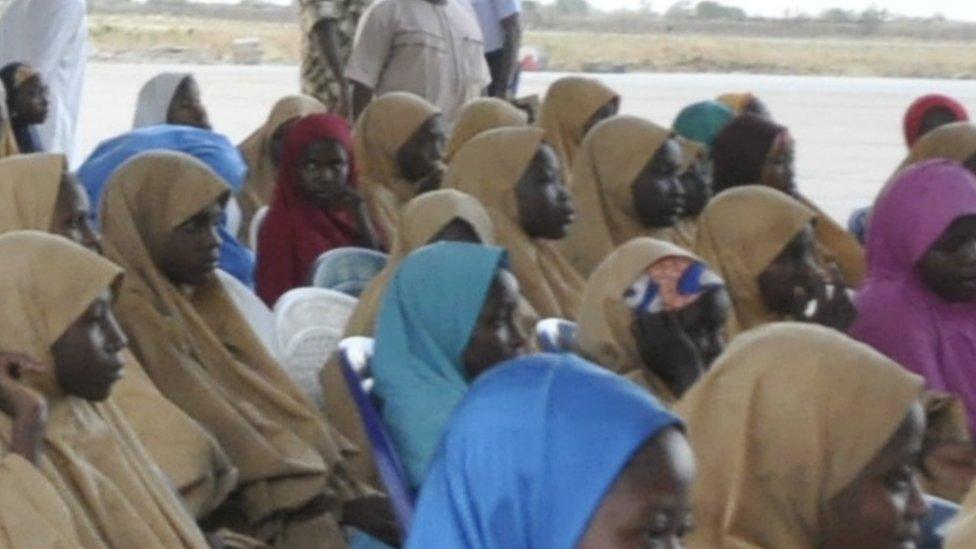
[344,3,394,120]
[311,18,352,117]
[494,12,522,99]
[350,80,374,121]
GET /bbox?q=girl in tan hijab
[0,152,240,521]
[539,76,619,176]
[100,151,388,548]
[0,231,212,549]
[676,322,928,549]
[559,115,688,277]
[354,92,444,244]
[237,94,327,241]
[447,126,585,319]
[579,237,730,404]
[444,97,527,163]
[695,185,857,337]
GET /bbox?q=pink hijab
[850,159,976,434]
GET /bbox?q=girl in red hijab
[256,113,381,306]
[903,94,969,148]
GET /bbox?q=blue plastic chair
[337,337,415,535]
[535,318,580,354]
[919,494,959,549]
[310,248,388,298]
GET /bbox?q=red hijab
[256,113,368,306]
[903,94,969,148]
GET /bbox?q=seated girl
[444,97,527,163]
[100,151,392,547]
[256,113,381,306]
[133,72,211,130]
[695,186,857,337]
[407,354,694,548]
[372,242,528,489]
[579,237,730,404]
[0,63,47,153]
[238,95,326,242]
[0,153,238,519]
[677,323,927,548]
[560,115,688,276]
[448,127,584,320]
[539,76,619,175]
[354,92,445,244]
[712,113,866,285]
[0,231,213,548]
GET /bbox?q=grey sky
[587,0,976,21]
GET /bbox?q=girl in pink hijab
[851,159,976,437]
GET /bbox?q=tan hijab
[877,122,976,200]
[539,76,619,174]
[354,92,440,244]
[447,127,585,319]
[101,151,364,547]
[947,483,976,548]
[237,95,327,236]
[322,189,499,487]
[0,153,64,233]
[0,86,18,159]
[0,231,211,549]
[0,453,83,548]
[558,115,681,277]
[579,238,702,404]
[0,153,238,520]
[444,97,528,163]
[694,186,816,337]
[676,322,924,549]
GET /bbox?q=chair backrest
[535,318,580,354]
[337,337,415,535]
[215,269,276,354]
[919,494,959,549]
[272,287,357,360]
[249,206,269,252]
[310,247,388,298]
[280,327,344,410]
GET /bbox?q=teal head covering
[673,100,735,152]
[373,241,509,488]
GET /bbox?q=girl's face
[166,77,211,130]
[12,74,48,125]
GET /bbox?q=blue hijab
[78,125,255,287]
[407,354,682,548]
[672,100,735,152]
[373,242,508,489]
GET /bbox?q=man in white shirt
[468,0,521,98]
[345,0,490,124]
[0,0,87,163]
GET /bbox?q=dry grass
[88,14,976,78]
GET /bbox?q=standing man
[0,0,87,163]
[299,0,370,118]
[468,0,521,99]
[345,0,490,124]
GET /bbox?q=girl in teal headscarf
[372,241,527,489]
[672,100,735,153]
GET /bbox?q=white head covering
[133,73,191,129]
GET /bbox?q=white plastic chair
[249,206,269,253]
[310,247,388,298]
[216,269,275,354]
[224,196,243,239]
[273,287,359,409]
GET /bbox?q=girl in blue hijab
[407,354,695,548]
[372,241,527,489]
[77,125,256,287]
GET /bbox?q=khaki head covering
[579,237,701,404]
[539,76,619,175]
[323,189,500,488]
[716,92,756,114]
[876,122,976,201]
[558,115,676,277]
[100,151,363,543]
[676,322,924,549]
[694,186,816,337]
[0,453,84,547]
[354,92,441,243]
[947,483,976,548]
[444,98,528,163]
[0,85,18,159]
[447,127,585,319]
[237,95,327,232]
[0,153,64,233]
[0,231,210,549]
[0,154,237,520]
